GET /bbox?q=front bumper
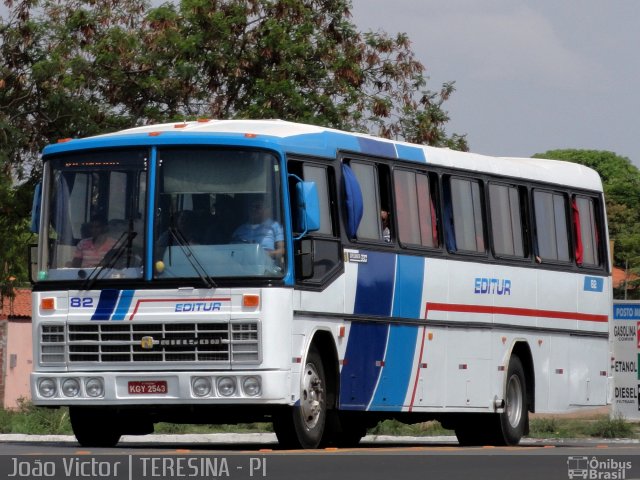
[31,369,291,406]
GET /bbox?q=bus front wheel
[70,407,122,448]
[273,346,326,449]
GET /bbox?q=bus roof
[47,119,603,192]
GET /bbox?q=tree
[1,0,467,282]
[1,0,467,177]
[533,149,640,297]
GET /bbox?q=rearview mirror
[31,183,41,233]
[293,179,320,239]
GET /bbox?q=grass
[528,415,636,439]
[368,419,452,437]
[154,422,273,434]
[0,399,72,435]
[0,401,636,440]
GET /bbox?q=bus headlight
[242,376,261,396]
[38,378,57,398]
[217,377,236,397]
[85,378,104,398]
[62,378,80,397]
[192,377,212,397]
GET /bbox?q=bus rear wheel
[454,356,527,446]
[273,346,327,449]
[493,355,527,445]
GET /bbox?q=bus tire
[454,415,489,446]
[322,412,366,447]
[454,356,527,446]
[70,407,121,448]
[333,420,366,448]
[273,345,326,449]
[493,355,527,445]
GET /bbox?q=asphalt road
[1,434,640,480]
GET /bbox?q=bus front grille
[40,322,260,364]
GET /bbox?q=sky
[2,1,637,166]
[350,0,640,166]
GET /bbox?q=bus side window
[302,164,334,236]
[573,195,600,267]
[488,183,527,258]
[288,161,335,237]
[349,161,393,243]
[445,176,486,254]
[394,169,439,248]
[533,190,570,263]
[289,160,342,285]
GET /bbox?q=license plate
[128,380,167,395]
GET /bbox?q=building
[0,288,33,409]
[613,266,640,298]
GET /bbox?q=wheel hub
[506,374,523,428]
[300,363,324,429]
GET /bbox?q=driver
[231,196,284,258]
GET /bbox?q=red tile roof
[0,288,32,319]
[613,267,638,289]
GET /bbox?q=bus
[30,119,611,448]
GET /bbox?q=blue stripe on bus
[339,251,396,409]
[286,131,362,158]
[368,255,424,410]
[339,322,390,410]
[395,144,427,163]
[392,255,425,319]
[353,250,396,316]
[91,289,120,321]
[111,290,135,321]
[369,324,419,410]
[357,137,397,158]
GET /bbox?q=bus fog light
[85,378,104,397]
[38,378,57,398]
[242,376,261,396]
[192,377,212,397]
[217,377,236,397]
[62,378,80,397]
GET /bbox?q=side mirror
[295,238,314,280]
[28,243,38,284]
[290,175,320,239]
[30,183,41,233]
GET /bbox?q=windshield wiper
[168,226,217,289]
[81,229,137,290]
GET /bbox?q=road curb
[0,433,638,445]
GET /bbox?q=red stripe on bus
[425,302,608,323]
[408,325,428,412]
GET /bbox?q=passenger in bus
[232,196,284,258]
[532,236,542,263]
[71,215,117,268]
[381,210,391,242]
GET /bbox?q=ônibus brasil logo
[567,456,632,480]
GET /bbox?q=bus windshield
[38,146,285,283]
[153,148,285,280]
[39,149,148,282]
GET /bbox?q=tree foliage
[533,149,640,278]
[1,0,467,176]
[0,0,467,283]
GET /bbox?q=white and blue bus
[30,120,611,448]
